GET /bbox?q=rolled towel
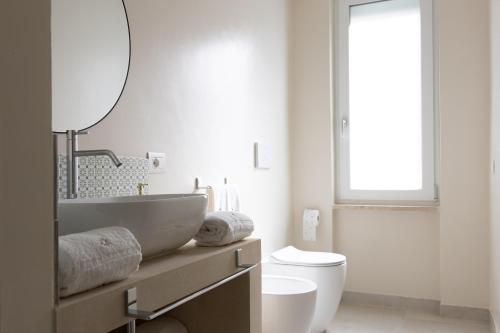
[59,227,142,297]
[194,211,254,247]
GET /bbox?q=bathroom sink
[58,194,208,258]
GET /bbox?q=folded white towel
[59,227,142,297]
[194,211,254,247]
[212,185,227,212]
[225,184,240,212]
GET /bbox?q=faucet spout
[74,149,123,167]
[64,130,123,199]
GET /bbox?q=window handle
[342,118,349,138]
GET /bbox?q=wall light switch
[254,142,271,169]
[147,152,166,174]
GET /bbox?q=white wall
[290,0,491,307]
[491,0,500,329]
[76,0,292,255]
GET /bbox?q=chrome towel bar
[125,248,256,330]
[194,177,228,190]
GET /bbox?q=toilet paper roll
[303,209,320,242]
[138,317,188,333]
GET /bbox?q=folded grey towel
[194,211,254,246]
[59,227,142,297]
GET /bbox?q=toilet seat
[270,246,346,267]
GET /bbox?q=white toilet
[262,275,317,333]
[262,246,347,333]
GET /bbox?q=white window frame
[335,0,436,204]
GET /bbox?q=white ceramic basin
[58,194,208,258]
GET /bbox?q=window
[335,0,436,203]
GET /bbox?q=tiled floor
[328,304,491,333]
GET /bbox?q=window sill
[333,203,439,212]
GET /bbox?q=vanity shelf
[56,239,261,333]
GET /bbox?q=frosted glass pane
[349,0,423,191]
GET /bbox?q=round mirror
[51,0,130,133]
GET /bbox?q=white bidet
[262,275,317,333]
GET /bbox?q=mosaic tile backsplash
[57,155,150,199]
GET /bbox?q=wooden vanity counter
[56,239,261,333]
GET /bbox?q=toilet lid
[270,246,346,267]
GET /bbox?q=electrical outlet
[147,152,166,174]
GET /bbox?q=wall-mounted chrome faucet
[66,130,122,199]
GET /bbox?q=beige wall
[0,0,54,332]
[290,0,491,307]
[289,0,334,252]
[334,208,440,300]
[76,0,292,255]
[491,0,500,329]
[437,0,491,308]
